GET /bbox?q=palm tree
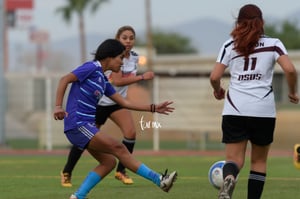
[56,0,109,62]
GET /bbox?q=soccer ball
[208,160,225,189]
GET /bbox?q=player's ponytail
[230,4,264,57]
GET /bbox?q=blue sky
[10,0,300,43]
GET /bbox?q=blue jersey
[64,61,116,131]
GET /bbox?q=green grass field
[0,153,300,199]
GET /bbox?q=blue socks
[75,171,101,199]
[136,163,161,186]
[74,164,160,198]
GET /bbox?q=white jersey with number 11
[216,35,287,117]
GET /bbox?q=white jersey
[216,35,287,117]
[98,51,139,106]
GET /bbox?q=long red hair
[231,4,264,56]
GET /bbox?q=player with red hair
[210,4,299,199]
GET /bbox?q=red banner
[5,0,33,11]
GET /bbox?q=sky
[9,0,300,43]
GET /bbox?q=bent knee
[110,157,117,168]
[112,142,129,156]
[103,156,117,169]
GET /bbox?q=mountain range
[10,10,300,71]
[46,17,233,70]
[54,17,232,57]
[51,9,300,60]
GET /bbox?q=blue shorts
[65,123,99,150]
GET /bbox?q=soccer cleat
[159,169,177,192]
[61,171,72,187]
[69,194,88,199]
[69,194,77,199]
[218,175,236,199]
[115,171,134,184]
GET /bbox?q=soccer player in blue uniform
[210,4,299,199]
[54,39,177,199]
[97,26,154,184]
[60,26,154,187]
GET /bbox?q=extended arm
[109,92,174,115]
[111,71,154,86]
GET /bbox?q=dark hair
[93,39,125,61]
[115,25,136,39]
[231,4,264,56]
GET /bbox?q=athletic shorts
[65,123,99,150]
[222,115,276,146]
[95,104,123,126]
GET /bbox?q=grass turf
[0,153,299,199]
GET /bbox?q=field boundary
[0,148,293,157]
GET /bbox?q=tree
[137,30,198,55]
[56,0,109,62]
[265,20,300,50]
[154,31,197,54]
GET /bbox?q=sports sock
[223,161,239,179]
[136,163,161,186]
[75,171,101,199]
[247,170,266,199]
[116,138,135,173]
[63,145,84,175]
